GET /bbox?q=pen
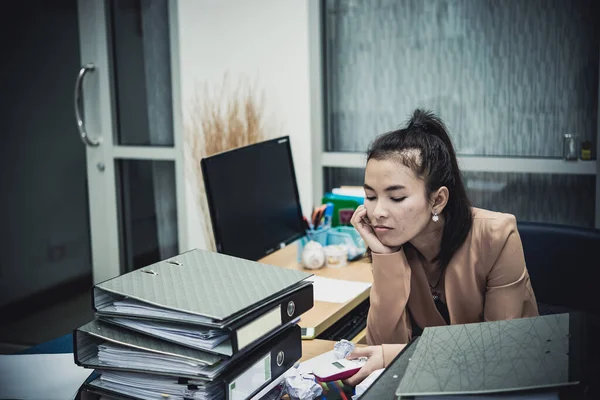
[312,205,327,230]
[323,202,334,228]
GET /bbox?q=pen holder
[305,227,330,246]
[296,226,366,263]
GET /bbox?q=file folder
[394,314,580,398]
[74,319,223,378]
[92,249,312,329]
[100,282,313,357]
[76,324,301,400]
[74,318,301,380]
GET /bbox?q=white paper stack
[96,371,223,400]
[110,317,228,350]
[97,343,222,376]
[111,299,213,324]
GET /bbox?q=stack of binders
[73,249,314,400]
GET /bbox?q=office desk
[260,244,373,341]
[300,339,338,362]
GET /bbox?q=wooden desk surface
[300,339,367,362]
[260,244,373,339]
[300,339,338,362]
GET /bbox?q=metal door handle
[74,64,101,147]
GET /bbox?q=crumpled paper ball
[284,367,323,400]
[333,339,356,359]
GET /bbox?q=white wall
[176,0,313,250]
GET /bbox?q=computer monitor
[201,136,305,261]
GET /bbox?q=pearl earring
[432,211,439,222]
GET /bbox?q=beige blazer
[366,208,539,366]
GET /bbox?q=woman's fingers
[343,345,385,387]
[350,206,367,227]
[351,207,373,236]
[346,346,373,359]
[343,363,373,387]
[350,206,390,253]
[344,346,375,387]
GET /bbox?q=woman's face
[363,158,434,248]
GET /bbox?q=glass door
[0,0,184,351]
[77,0,184,283]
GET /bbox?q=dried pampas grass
[184,74,270,250]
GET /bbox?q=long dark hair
[366,109,473,271]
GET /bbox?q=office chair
[517,221,600,316]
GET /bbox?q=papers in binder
[111,298,213,324]
[98,343,224,376]
[95,371,223,400]
[110,317,228,350]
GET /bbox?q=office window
[322,0,599,226]
[324,167,595,228]
[324,0,598,156]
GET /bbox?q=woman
[344,109,538,386]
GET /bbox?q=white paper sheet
[306,276,371,304]
[0,353,93,400]
[112,298,213,324]
[355,368,385,398]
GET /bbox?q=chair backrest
[517,221,600,316]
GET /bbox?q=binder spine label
[236,305,282,351]
[228,353,271,400]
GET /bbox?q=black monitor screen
[201,136,305,261]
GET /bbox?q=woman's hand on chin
[351,206,401,254]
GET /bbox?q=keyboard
[317,298,370,341]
